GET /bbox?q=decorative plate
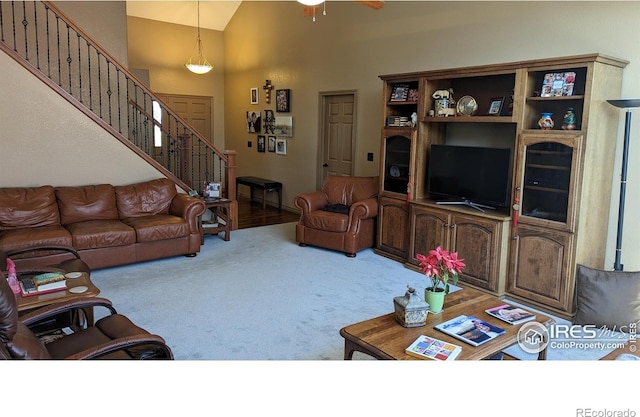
[456,95,478,116]
[389,165,400,178]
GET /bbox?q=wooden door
[319,92,356,186]
[408,205,450,265]
[376,196,410,261]
[451,214,505,293]
[508,223,574,313]
[156,94,213,186]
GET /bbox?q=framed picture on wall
[276,89,290,112]
[268,136,276,152]
[275,138,287,155]
[246,111,261,133]
[251,87,259,104]
[257,135,266,152]
[274,116,293,137]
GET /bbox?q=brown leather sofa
[294,175,379,257]
[0,178,206,270]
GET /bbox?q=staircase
[0,1,237,226]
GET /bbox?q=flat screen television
[427,144,512,212]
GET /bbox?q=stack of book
[20,272,67,297]
[386,116,411,127]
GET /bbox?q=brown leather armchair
[0,250,173,359]
[294,176,379,257]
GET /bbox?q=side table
[200,197,231,242]
[17,271,100,330]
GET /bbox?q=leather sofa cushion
[65,220,136,250]
[115,178,176,219]
[122,215,189,242]
[45,322,131,359]
[0,226,72,252]
[303,210,349,233]
[55,184,119,225]
[0,186,60,230]
[322,176,378,206]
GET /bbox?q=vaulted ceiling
[125,1,242,32]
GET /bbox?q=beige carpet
[90,222,622,361]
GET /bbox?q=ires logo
[517,322,634,354]
[517,322,549,354]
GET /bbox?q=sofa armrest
[347,197,379,233]
[294,191,328,215]
[170,194,207,232]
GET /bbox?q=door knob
[322,163,328,167]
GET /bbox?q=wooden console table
[236,176,282,210]
[200,197,231,242]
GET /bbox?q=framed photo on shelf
[487,97,504,115]
[268,136,276,152]
[251,88,259,104]
[276,89,290,112]
[257,135,266,152]
[540,72,576,97]
[408,88,419,102]
[275,138,287,155]
[389,84,409,102]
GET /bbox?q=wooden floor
[237,196,299,229]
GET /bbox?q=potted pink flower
[416,246,465,313]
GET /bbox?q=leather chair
[0,250,173,359]
[294,175,379,257]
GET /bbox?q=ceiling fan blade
[355,1,384,10]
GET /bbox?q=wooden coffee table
[340,287,554,360]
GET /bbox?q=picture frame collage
[248,86,291,155]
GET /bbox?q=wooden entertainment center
[375,54,628,319]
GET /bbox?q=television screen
[427,144,512,210]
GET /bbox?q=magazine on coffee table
[485,303,536,325]
[434,315,505,347]
[405,335,462,361]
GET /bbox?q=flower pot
[424,288,445,313]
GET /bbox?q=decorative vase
[424,288,446,314]
[562,107,577,130]
[537,112,554,130]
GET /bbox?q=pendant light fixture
[185,0,213,74]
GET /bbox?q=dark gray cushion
[574,264,640,330]
[322,204,350,215]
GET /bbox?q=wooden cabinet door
[515,133,582,232]
[450,214,504,293]
[377,197,410,260]
[508,223,574,313]
[408,205,450,265]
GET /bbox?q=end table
[200,197,231,242]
